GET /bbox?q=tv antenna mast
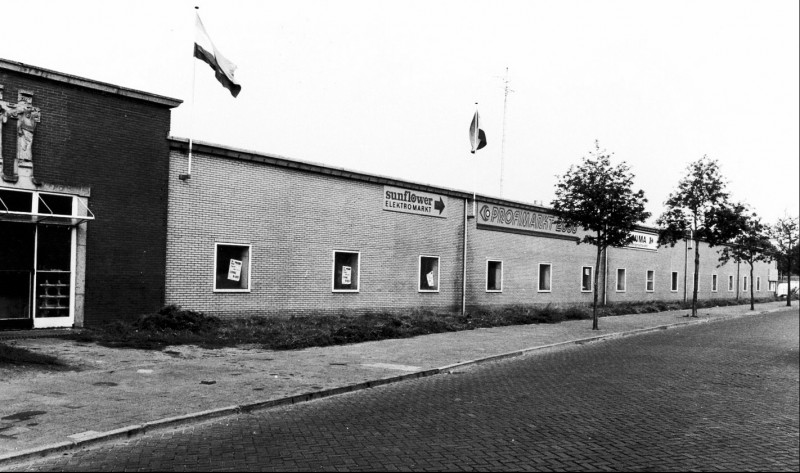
[499,67,514,197]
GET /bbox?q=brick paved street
[9,309,799,472]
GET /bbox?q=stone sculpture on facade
[0,98,41,183]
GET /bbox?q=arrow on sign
[434,197,445,214]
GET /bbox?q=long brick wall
[167,141,776,318]
[166,149,467,317]
[468,216,773,308]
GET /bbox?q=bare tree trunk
[692,239,700,317]
[736,261,740,301]
[788,238,793,307]
[592,241,602,331]
[749,262,755,310]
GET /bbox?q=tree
[551,141,650,330]
[771,216,798,307]
[718,211,774,310]
[657,156,740,317]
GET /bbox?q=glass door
[0,222,35,329]
[33,225,75,328]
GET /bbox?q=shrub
[135,305,221,333]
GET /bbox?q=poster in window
[228,259,242,282]
[342,266,351,285]
[426,271,434,287]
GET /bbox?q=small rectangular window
[538,263,552,292]
[712,274,718,292]
[616,268,626,292]
[39,194,74,216]
[0,189,33,212]
[728,275,734,292]
[671,271,679,292]
[743,276,748,292]
[645,270,654,292]
[333,251,360,292]
[486,260,503,292]
[419,256,439,292]
[756,277,761,291]
[214,243,251,292]
[581,266,593,292]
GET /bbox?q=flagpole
[180,6,199,181]
[472,102,478,217]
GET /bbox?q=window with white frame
[581,266,593,292]
[728,275,734,292]
[486,260,503,292]
[671,271,679,292]
[616,268,626,292]
[712,274,718,292]
[39,193,74,215]
[743,276,748,292]
[419,256,440,292]
[756,277,761,291]
[214,243,251,292]
[332,251,360,292]
[538,263,552,292]
[646,270,655,292]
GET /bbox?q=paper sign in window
[342,266,352,285]
[426,271,434,287]
[228,259,242,282]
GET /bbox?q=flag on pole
[469,110,487,153]
[194,14,242,98]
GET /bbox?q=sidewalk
[0,301,793,467]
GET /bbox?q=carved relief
[16,103,40,165]
[0,92,41,183]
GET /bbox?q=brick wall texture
[0,70,175,324]
[166,150,467,317]
[166,145,775,318]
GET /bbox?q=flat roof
[0,58,182,108]
[168,136,661,234]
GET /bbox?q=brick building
[165,139,776,319]
[0,59,181,329]
[0,59,776,329]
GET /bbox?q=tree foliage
[718,211,774,310]
[656,156,740,316]
[771,217,799,275]
[551,141,650,330]
[771,216,798,307]
[657,156,736,248]
[552,141,650,249]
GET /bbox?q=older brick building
[0,59,181,329]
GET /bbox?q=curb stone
[0,305,790,470]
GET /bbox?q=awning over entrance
[0,188,94,226]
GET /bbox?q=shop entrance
[0,222,34,329]
[0,221,74,330]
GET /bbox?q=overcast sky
[6,0,798,225]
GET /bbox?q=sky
[5,0,798,225]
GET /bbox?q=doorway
[0,222,74,330]
[0,222,35,329]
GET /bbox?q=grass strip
[65,297,779,352]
